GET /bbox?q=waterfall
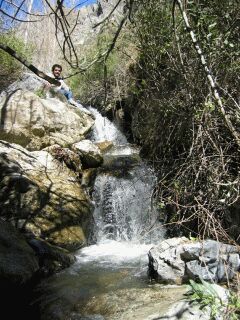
[92,165,160,243]
[76,107,165,265]
[88,107,128,144]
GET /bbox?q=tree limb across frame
[0,43,61,86]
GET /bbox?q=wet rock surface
[0,219,39,284]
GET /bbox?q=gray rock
[102,145,141,168]
[180,242,201,261]
[217,253,240,281]
[1,73,44,96]
[148,237,188,284]
[149,237,240,284]
[186,260,218,281]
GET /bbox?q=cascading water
[35,107,166,320]
[88,106,127,144]
[92,165,161,243]
[78,107,164,267]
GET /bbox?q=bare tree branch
[0,0,135,81]
[11,0,26,22]
[0,8,41,22]
[45,0,79,68]
[63,5,133,79]
[3,0,46,16]
[0,43,61,86]
[93,0,122,29]
[66,0,90,16]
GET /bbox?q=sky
[1,0,97,18]
[32,0,97,11]
[0,0,97,28]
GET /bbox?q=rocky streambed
[0,75,239,320]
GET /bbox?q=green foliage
[227,293,240,319]
[69,26,135,107]
[187,279,240,320]
[187,279,224,318]
[0,30,33,90]
[188,233,198,241]
[129,0,240,242]
[35,87,46,98]
[187,0,240,92]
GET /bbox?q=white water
[76,240,152,266]
[76,108,164,268]
[91,166,161,243]
[88,106,128,144]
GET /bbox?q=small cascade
[78,107,165,264]
[92,165,161,244]
[88,106,127,144]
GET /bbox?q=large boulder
[0,140,93,251]
[0,219,40,319]
[0,89,94,150]
[148,237,240,284]
[27,237,76,275]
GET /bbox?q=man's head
[52,64,62,78]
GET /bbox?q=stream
[33,107,186,320]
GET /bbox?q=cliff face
[17,0,126,72]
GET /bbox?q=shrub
[0,30,33,91]
[187,279,240,320]
[129,0,240,243]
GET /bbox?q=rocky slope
[0,73,103,288]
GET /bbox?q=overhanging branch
[0,43,61,86]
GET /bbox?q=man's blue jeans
[59,88,73,101]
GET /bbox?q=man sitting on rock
[46,64,92,117]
